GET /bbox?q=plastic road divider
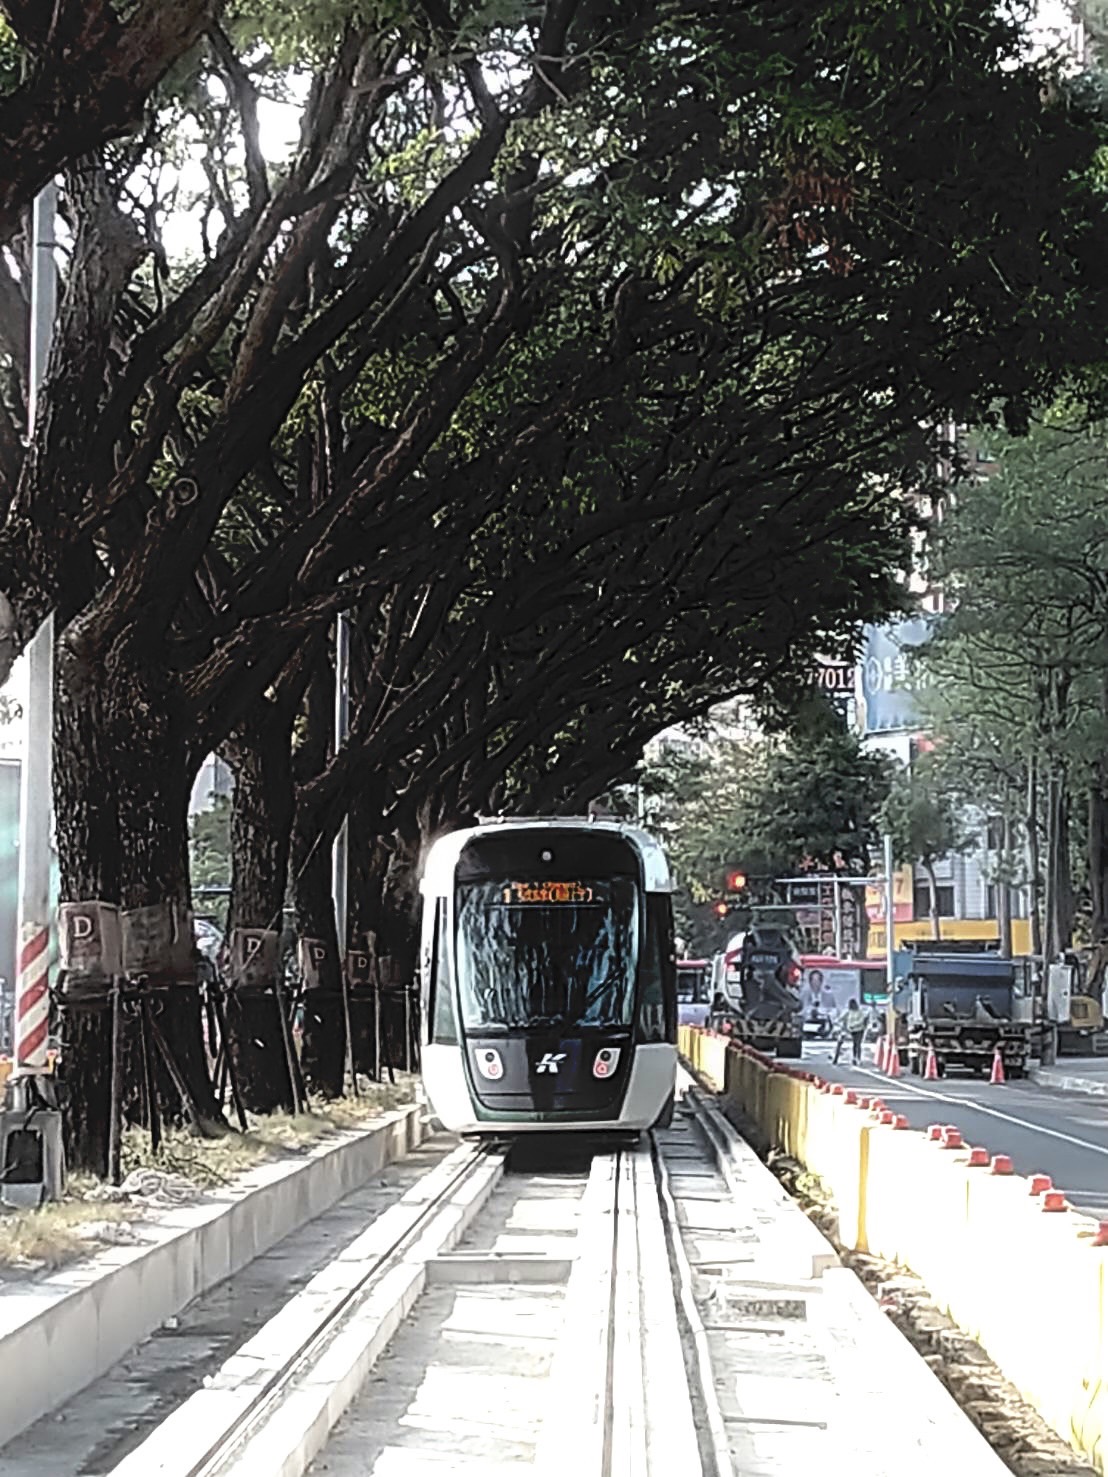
[679,1025,1108,1471]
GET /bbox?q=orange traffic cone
[876,1036,888,1072]
[990,1046,1005,1085]
[886,1041,901,1078]
[924,1046,939,1080]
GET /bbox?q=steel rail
[651,1117,735,1477]
[110,1138,503,1477]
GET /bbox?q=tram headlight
[475,1048,504,1080]
[592,1047,621,1079]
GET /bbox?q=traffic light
[714,901,729,919]
[726,869,747,893]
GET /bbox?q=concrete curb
[685,1082,840,1280]
[680,1069,1011,1473]
[0,1103,423,1448]
[683,1026,1108,1471]
[1030,1065,1108,1096]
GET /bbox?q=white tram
[418,817,678,1135]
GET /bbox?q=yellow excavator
[1046,951,1106,1056]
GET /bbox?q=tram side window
[639,895,677,1044]
[428,899,458,1045]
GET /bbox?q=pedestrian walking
[843,998,867,1066]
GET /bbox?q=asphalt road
[802,1039,1108,1222]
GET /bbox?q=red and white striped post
[12,183,57,1090]
[14,924,50,1070]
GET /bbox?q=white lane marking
[842,1064,1108,1161]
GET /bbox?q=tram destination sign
[499,881,596,905]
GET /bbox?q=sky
[1027,0,1085,56]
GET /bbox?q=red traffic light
[714,901,729,919]
[726,869,747,892]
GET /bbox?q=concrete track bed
[0,1101,422,1449]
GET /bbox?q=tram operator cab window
[427,898,458,1044]
[638,894,677,1044]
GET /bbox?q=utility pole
[331,609,357,1093]
[331,610,350,955]
[883,834,896,1042]
[12,185,57,1092]
[883,835,896,988]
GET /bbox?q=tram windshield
[455,876,639,1032]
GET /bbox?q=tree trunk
[1090,777,1108,946]
[223,714,302,1115]
[997,807,1013,960]
[1045,770,1074,958]
[368,822,422,986]
[54,657,120,1177]
[1027,754,1043,959]
[346,800,391,1080]
[292,663,346,1097]
[55,634,224,1173]
[292,811,346,1096]
[372,821,423,1078]
[923,859,941,942]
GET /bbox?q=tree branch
[0,0,218,243]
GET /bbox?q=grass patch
[0,1183,134,1277]
[0,1075,418,1277]
[120,1075,416,1188]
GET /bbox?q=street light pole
[13,185,57,1090]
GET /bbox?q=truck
[711,910,805,1058]
[891,948,1033,1079]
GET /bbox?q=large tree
[0,0,1104,1165]
[621,702,894,952]
[880,759,972,941]
[917,415,1108,965]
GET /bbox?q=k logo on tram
[535,1052,566,1074]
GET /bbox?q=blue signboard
[861,618,933,734]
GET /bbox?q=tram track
[24,1095,750,1477]
[102,1137,507,1477]
[0,1086,1024,1477]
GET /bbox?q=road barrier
[679,1026,1108,1472]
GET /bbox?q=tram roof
[420,817,674,893]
